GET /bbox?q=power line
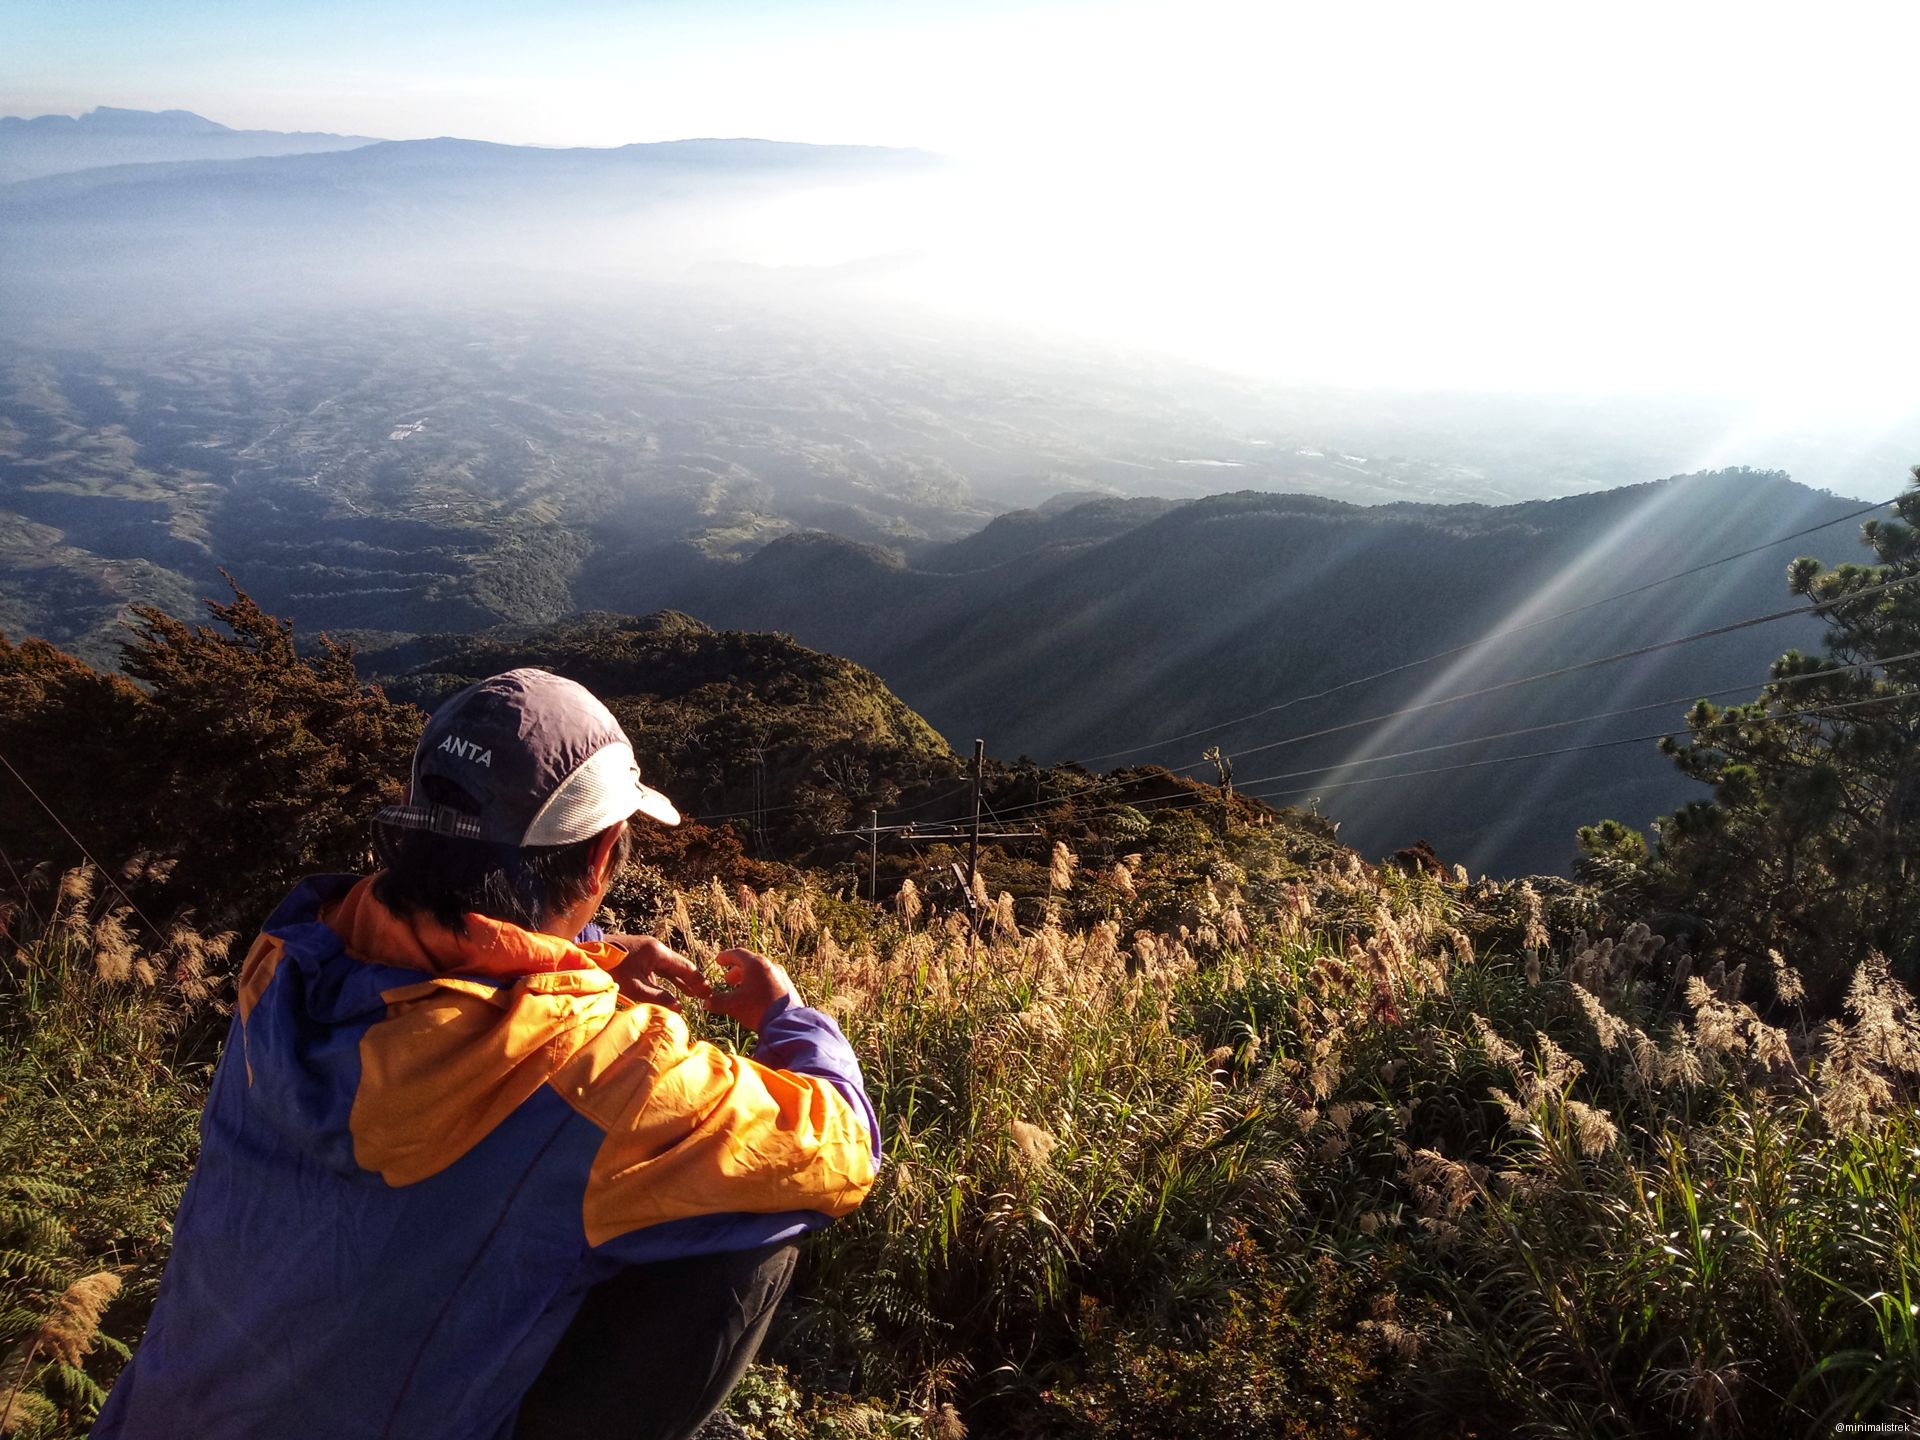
[1208,653,1920,796]
[690,798,802,824]
[1082,494,1900,764]
[700,562,1915,833]
[741,645,1920,843]
[670,508,1913,831]
[1228,689,1915,806]
[0,742,171,943]
[886,779,975,819]
[1048,670,1920,829]
[984,567,1920,821]
[1219,568,1920,769]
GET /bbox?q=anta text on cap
[378,668,679,846]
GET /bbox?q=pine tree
[1582,467,1920,1004]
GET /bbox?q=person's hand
[704,947,799,1033]
[604,934,712,1011]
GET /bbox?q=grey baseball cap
[376,668,680,845]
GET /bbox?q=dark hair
[372,777,632,935]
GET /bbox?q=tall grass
[0,866,216,1436]
[4,845,1916,1437]
[642,863,1920,1437]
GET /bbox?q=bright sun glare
[674,2,1920,410]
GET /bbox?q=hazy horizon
[9,0,1920,433]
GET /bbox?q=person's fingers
[645,946,712,996]
[608,935,714,997]
[716,946,760,985]
[619,977,681,1011]
[703,989,747,1024]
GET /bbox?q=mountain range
[0,106,378,184]
[509,468,1867,877]
[0,121,942,294]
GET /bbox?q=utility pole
[745,741,767,856]
[967,738,984,902]
[827,750,1037,926]
[1204,745,1234,836]
[967,737,984,959]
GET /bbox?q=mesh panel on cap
[523,741,647,846]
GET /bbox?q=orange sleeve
[549,1005,879,1248]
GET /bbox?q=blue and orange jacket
[94,874,881,1440]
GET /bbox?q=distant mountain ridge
[0,106,378,184]
[0,127,948,291]
[560,468,1873,877]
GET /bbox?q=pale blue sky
[8,0,1920,414]
[5,0,1110,149]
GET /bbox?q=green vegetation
[0,588,420,931]
[1582,465,1920,1006]
[2,566,1917,1436]
[0,867,214,1435]
[382,609,959,855]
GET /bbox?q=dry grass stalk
[1009,1119,1058,1167]
[1572,984,1630,1052]
[991,892,1018,943]
[0,1270,123,1434]
[1565,1100,1619,1157]
[1404,1147,1483,1221]
[1765,948,1806,1007]
[1518,882,1550,952]
[1047,843,1076,894]
[91,906,137,984]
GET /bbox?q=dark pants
[515,1242,799,1440]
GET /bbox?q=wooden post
[869,808,879,903]
[967,737,984,960]
[967,739,984,899]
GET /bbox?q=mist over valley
[2,107,1914,879]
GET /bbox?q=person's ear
[588,821,627,892]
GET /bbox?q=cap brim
[520,741,684,845]
[631,780,682,827]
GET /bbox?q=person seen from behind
[94,668,881,1440]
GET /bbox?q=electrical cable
[1053,646,1920,822]
[1081,494,1901,764]
[1051,683,1918,828]
[687,783,960,829]
[687,528,1919,831]
[1229,688,1914,805]
[0,742,172,942]
[690,799,802,824]
[1218,646,1920,779]
[885,779,975,818]
[1218,568,1920,769]
[982,568,1920,821]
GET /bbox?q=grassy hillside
[1,586,1915,1437]
[5,822,1916,1436]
